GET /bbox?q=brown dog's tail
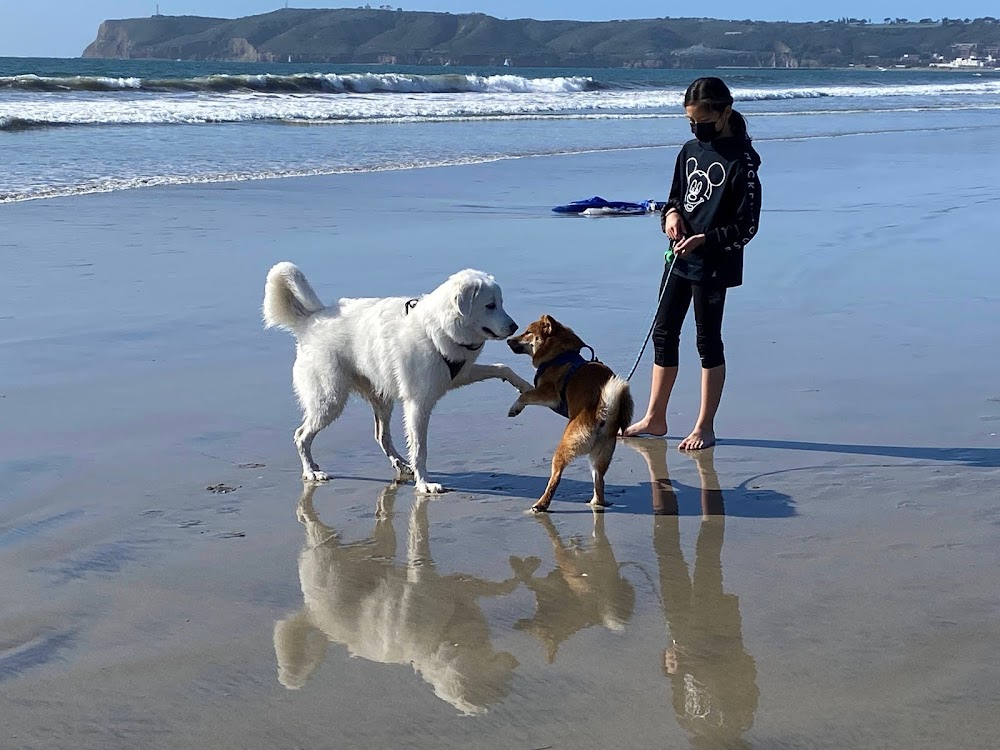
[598,375,634,438]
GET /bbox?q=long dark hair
[684,77,751,143]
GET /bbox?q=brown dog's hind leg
[532,449,569,513]
[588,440,616,510]
[532,420,589,512]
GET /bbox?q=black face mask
[691,119,722,143]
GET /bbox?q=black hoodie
[665,136,762,288]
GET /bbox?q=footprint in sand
[206,484,239,494]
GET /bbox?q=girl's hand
[663,210,686,241]
[674,234,706,256]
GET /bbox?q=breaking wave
[0,72,601,94]
[3,78,1000,131]
[2,71,999,100]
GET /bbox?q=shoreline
[4,115,997,206]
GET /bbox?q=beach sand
[2,126,1000,749]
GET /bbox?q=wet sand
[2,126,1000,749]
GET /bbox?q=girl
[624,77,762,450]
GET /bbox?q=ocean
[2,56,999,203]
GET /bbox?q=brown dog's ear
[540,314,554,335]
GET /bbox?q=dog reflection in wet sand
[273,483,519,715]
[629,441,759,750]
[509,512,635,663]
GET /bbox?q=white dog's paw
[508,400,525,418]
[508,375,533,393]
[390,458,415,479]
[303,470,330,482]
[415,482,448,495]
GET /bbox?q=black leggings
[651,266,727,369]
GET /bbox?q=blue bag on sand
[552,196,662,216]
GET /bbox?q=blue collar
[534,347,596,418]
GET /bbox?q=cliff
[82,9,1000,68]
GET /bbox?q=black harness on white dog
[441,340,483,380]
[405,298,482,381]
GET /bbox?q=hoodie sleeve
[665,150,686,215]
[703,153,761,253]
[661,150,686,231]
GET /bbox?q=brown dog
[507,315,634,512]
[509,513,636,661]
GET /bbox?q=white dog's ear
[454,280,482,318]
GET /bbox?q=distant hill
[82,9,1000,68]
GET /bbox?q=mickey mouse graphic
[683,157,727,213]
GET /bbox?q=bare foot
[622,415,668,438]
[678,427,716,451]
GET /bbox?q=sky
[1,1,997,58]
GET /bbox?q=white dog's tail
[263,262,326,334]
[598,376,634,438]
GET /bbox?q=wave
[0,116,61,132]
[4,99,999,133]
[3,71,1000,101]
[6,103,1000,133]
[735,81,1000,100]
[3,75,999,132]
[0,148,640,204]
[0,72,601,95]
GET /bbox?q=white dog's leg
[406,495,432,584]
[371,398,413,480]
[403,400,446,494]
[295,422,327,482]
[295,482,320,526]
[294,394,346,483]
[295,483,339,548]
[450,363,532,393]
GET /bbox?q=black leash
[624,253,679,383]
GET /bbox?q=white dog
[263,263,531,493]
[273,483,519,714]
